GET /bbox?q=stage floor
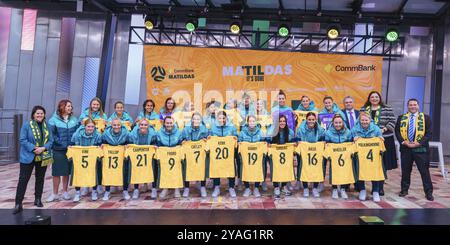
[0,163,449,211]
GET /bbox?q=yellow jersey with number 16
[295,142,325,182]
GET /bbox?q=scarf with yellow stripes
[29,120,52,165]
[400,112,426,143]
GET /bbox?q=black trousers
[15,161,47,205]
[400,149,433,195]
[184,181,206,188]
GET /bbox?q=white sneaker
[261,182,268,191]
[274,187,281,198]
[359,190,367,201]
[81,187,88,196]
[123,191,131,200]
[212,186,220,197]
[200,187,207,198]
[62,192,71,200]
[97,185,104,194]
[132,189,139,199]
[102,191,110,201]
[373,192,381,202]
[73,192,81,202]
[303,188,310,198]
[91,190,98,201]
[253,188,261,197]
[283,186,292,196]
[340,189,348,199]
[295,181,302,191]
[151,188,158,199]
[312,188,320,198]
[182,188,190,198]
[229,188,237,198]
[318,183,325,193]
[46,194,59,202]
[159,189,168,198]
[286,182,294,191]
[174,188,181,198]
[243,188,251,197]
[332,189,339,199]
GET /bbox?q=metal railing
[0,114,22,164]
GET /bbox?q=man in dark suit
[342,96,359,130]
[395,98,434,201]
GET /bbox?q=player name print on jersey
[67,146,102,187]
[238,141,268,182]
[125,144,157,184]
[324,142,356,185]
[207,136,237,178]
[296,141,325,182]
[155,146,184,189]
[182,140,209,182]
[101,145,125,186]
[355,137,386,181]
[268,143,296,182]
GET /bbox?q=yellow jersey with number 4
[355,137,386,181]
[125,144,157,184]
[67,146,102,187]
[154,146,184,189]
[101,145,125,186]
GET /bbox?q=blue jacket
[238,125,263,142]
[101,125,129,146]
[237,102,256,121]
[19,121,54,164]
[210,123,238,137]
[325,125,353,143]
[107,111,134,124]
[267,126,295,144]
[296,100,319,111]
[296,120,325,143]
[78,108,107,122]
[71,126,102,146]
[48,112,79,151]
[351,121,382,138]
[136,111,160,121]
[320,103,347,121]
[182,124,209,141]
[156,126,182,147]
[128,126,157,145]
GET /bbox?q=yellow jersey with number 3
[182,140,209,182]
[324,142,356,185]
[67,146,102,187]
[355,137,386,181]
[207,136,237,178]
[238,142,268,182]
[125,144,157,184]
[268,143,296,182]
[101,145,125,186]
[155,146,184,189]
[295,142,325,182]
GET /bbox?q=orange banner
[144,45,382,113]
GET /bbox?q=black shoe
[426,194,434,201]
[379,189,385,196]
[34,199,43,207]
[12,204,23,214]
[399,190,408,197]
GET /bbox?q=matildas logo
[151,66,166,82]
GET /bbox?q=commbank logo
[151,66,166,82]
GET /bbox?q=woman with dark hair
[13,106,54,214]
[360,91,397,196]
[136,99,160,121]
[271,90,296,131]
[46,100,79,202]
[159,97,176,120]
[268,115,295,198]
[107,101,134,131]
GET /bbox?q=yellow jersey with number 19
[324,142,356,185]
[355,137,386,181]
[238,142,268,182]
[268,143,296,182]
[125,144,157,184]
[67,146,102,187]
[154,146,184,189]
[101,145,125,186]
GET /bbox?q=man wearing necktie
[342,96,359,130]
[395,98,434,201]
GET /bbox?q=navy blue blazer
[342,108,360,129]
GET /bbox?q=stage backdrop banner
[144,45,382,113]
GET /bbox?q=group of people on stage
[13,90,435,214]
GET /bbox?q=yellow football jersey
[324,142,356,185]
[238,141,268,182]
[268,143,296,182]
[207,136,237,178]
[101,145,125,186]
[94,119,106,134]
[355,137,386,181]
[123,121,132,131]
[223,109,243,132]
[295,141,325,182]
[255,114,273,135]
[172,111,194,130]
[148,119,162,131]
[154,146,184,189]
[294,110,318,132]
[125,144,157,184]
[182,140,208,182]
[67,146,102,187]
